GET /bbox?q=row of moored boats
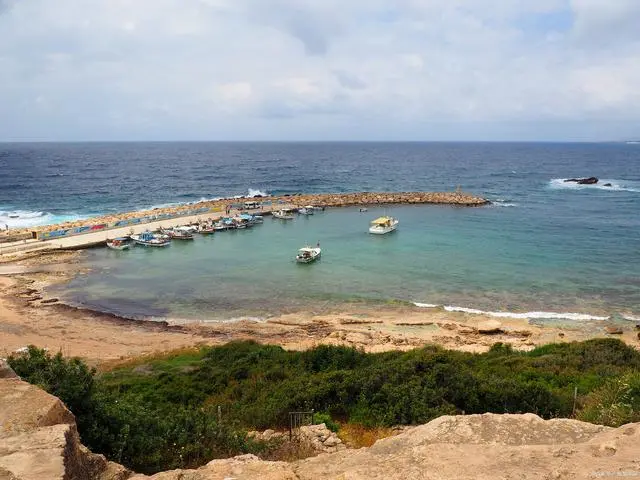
[106,207,400,266]
[106,214,265,250]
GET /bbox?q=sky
[0,0,639,141]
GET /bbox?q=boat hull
[368,225,398,235]
[296,253,320,263]
[106,243,130,251]
[134,240,171,247]
[296,248,321,263]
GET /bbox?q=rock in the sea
[477,320,503,334]
[564,177,598,185]
[603,183,612,187]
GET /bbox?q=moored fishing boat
[298,206,315,215]
[273,209,295,220]
[296,245,321,263]
[368,216,399,235]
[131,231,171,247]
[196,224,216,234]
[166,228,194,240]
[106,237,131,251]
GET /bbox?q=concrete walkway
[0,205,289,257]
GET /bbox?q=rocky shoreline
[2,368,639,480]
[1,190,489,238]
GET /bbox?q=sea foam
[412,302,610,321]
[0,210,86,229]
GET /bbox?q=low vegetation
[9,339,640,474]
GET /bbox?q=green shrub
[10,339,640,474]
[577,373,640,427]
[313,412,340,432]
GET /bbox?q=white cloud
[0,0,638,140]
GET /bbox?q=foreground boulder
[296,414,637,479]
[0,374,130,480]
[2,373,640,479]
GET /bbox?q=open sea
[1,142,639,323]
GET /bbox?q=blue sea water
[1,142,639,321]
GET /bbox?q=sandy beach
[1,251,638,367]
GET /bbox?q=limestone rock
[295,414,639,480]
[0,379,75,436]
[0,360,18,379]
[605,326,623,335]
[477,320,503,334]
[130,455,296,479]
[0,378,132,480]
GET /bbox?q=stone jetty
[3,191,489,238]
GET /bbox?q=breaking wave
[0,210,87,229]
[412,302,615,321]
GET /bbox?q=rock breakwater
[2,191,489,238]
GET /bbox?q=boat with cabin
[273,209,295,220]
[296,246,321,263]
[165,228,194,240]
[368,216,399,235]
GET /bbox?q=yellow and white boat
[368,216,398,235]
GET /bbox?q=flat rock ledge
[2,368,639,480]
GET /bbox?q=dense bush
[9,339,640,474]
[577,373,640,427]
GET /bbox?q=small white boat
[296,246,321,263]
[368,216,398,235]
[175,225,198,233]
[273,209,295,220]
[299,206,315,215]
[166,229,194,240]
[106,237,131,251]
[131,231,171,247]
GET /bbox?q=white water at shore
[413,302,613,322]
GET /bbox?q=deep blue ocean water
[1,142,639,321]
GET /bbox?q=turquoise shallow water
[56,203,639,322]
[5,142,639,322]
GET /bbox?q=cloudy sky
[1,0,639,141]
